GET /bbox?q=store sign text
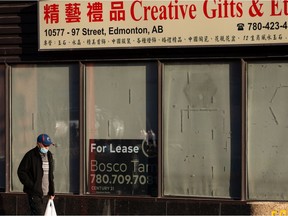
[38,0,288,50]
[91,142,140,153]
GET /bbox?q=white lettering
[90,160,127,173]
[109,144,139,154]
[90,143,107,153]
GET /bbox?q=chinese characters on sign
[38,0,288,50]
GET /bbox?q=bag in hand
[44,199,57,216]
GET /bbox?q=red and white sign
[38,0,288,50]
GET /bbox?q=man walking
[18,134,55,215]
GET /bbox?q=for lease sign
[89,139,157,195]
[38,0,288,50]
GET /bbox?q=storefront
[1,0,288,215]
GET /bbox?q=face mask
[39,147,48,154]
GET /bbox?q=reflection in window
[163,62,241,198]
[85,63,158,196]
[11,64,80,193]
[248,62,288,200]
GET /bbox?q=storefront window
[0,64,5,191]
[247,62,288,200]
[163,62,241,198]
[11,64,80,193]
[85,63,158,196]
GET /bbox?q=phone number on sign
[248,22,288,31]
[90,174,155,185]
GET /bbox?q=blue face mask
[39,147,48,154]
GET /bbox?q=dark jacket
[17,146,55,197]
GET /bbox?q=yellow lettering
[271,210,288,216]
[280,210,287,216]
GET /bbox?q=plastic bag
[44,199,57,216]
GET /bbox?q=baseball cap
[37,134,53,146]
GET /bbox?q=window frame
[4,58,288,201]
